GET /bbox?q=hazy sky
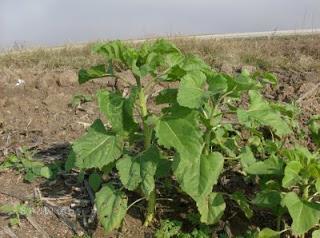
[1,0,319,48]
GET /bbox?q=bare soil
[0,35,319,237]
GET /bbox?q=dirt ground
[0,35,319,237]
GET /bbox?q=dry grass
[0,35,319,72]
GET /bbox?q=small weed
[0,148,58,182]
[0,203,32,226]
[69,93,93,108]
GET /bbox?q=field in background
[0,35,320,237]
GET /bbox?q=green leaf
[97,90,137,134]
[116,155,141,191]
[245,155,284,176]
[177,70,207,109]
[24,171,38,182]
[16,204,32,216]
[65,150,76,171]
[39,166,53,179]
[116,146,160,197]
[283,192,320,235]
[95,184,128,233]
[10,217,20,226]
[231,192,253,219]
[72,119,123,169]
[139,146,161,198]
[207,74,228,95]
[174,152,224,201]
[257,228,280,238]
[79,65,107,84]
[239,146,256,170]
[196,192,226,224]
[155,106,203,166]
[155,88,178,105]
[282,161,302,188]
[309,115,320,146]
[312,230,320,238]
[252,190,281,209]
[89,172,102,192]
[254,72,278,85]
[237,90,291,136]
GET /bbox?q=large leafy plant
[67,39,320,236]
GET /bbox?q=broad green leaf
[258,228,280,238]
[155,106,203,165]
[164,53,184,68]
[116,146,160,197]
[155,158,172,178]
[72,119,123,169]
[312,230,320,238]
[239,146,256,170]
[237,90,291,136]
[155,88,178,105]
[89,172,102,192]
[283,192,320,235]
[79,65,107,84]
[182,55,210,72]
[116,155,141,191]
[93,40,137,66]
[173,152,224,201]
[139,146,161,198]
[227,72,260,97]
[97,90,137,134]
[252,190,281,209]
[95,184,127,233]
[282,161,302,188]
[231,192,253,219]
[245,155,284,176]
[177,70,207,109]
[150,39,181,55]
[196,192,226,224]
[207,74,228,95]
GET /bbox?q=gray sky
[1,0,319,48]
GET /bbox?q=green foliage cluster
[0,149,57,182]
[0,203,32,226]
[66,39,320,237]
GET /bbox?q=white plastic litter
[15,79,25,86]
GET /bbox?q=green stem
[144,189,156,226]
[137,82,156,226]
[276,214,282,231]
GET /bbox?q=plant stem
[137,83,156,226]
[144,190,156,227]
[276,214,282,231]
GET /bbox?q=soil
[0,38,320,237]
